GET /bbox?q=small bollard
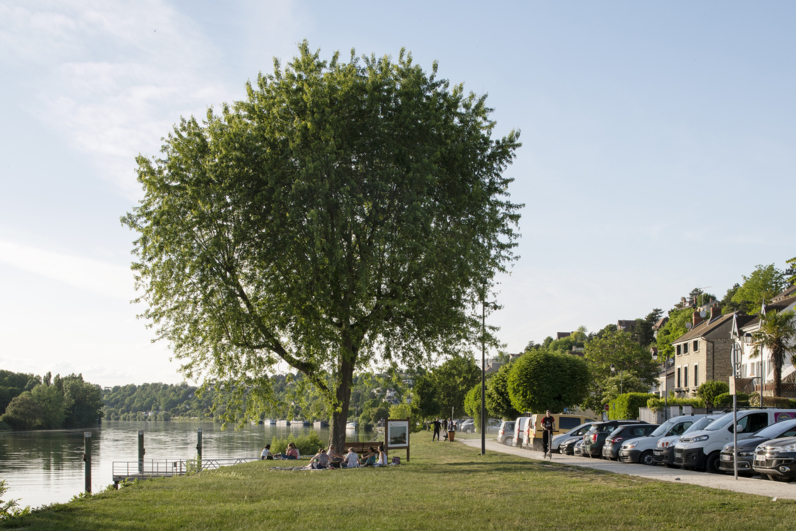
[83,432,92,493]
[138,430,145,474]
[197,428,202,469]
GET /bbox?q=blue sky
[1,1,794,386]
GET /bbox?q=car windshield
[651,420,675,437]
[685,416,721,433]
[591,424,618,433]
[705,413,735,431]
[752,420,796,439]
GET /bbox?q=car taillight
[614,437,623,443]
[592,434,597,442]
[499,429,504,435]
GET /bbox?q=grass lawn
[4,438,796,530]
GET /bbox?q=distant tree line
[0,371,103,430]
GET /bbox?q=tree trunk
[329,350,356,453]
[774,349,783,398]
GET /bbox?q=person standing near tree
[541,410,555,459]
[432,418,441,441]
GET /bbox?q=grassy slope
[5,438,796,531]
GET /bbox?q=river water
[0,421,370,509]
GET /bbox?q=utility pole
[481,296,486,455]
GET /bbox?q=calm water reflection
[0,421,370,508]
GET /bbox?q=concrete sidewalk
[460,438,796,500]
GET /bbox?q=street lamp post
[481,298,486,456]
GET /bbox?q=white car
[618,415,706,465]
[674,408,796,473]
[653,414,723,467]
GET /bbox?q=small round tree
[508,350,590,413]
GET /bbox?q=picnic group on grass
[260,442,390,469]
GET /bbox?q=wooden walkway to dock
[112,458,259,484]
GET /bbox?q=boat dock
[112,458,257,484]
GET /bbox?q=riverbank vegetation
[0,371,102,431]
[4,439,795,530]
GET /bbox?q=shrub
[269,431,325,456]
[388,403,422,432]
[696,381,729,407]
[714,392,750,407]
[646,396,705,412]
[749,395,791,408]
[608,393,655,420]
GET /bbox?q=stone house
[671,307,754,398]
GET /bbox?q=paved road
[460,438,796,500]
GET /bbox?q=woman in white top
[374,445,388,467]
[344,448,359,468]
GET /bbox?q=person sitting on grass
[359,447,377,467]
[327,446,344,468]
[343,447,359,468]
[261,444,273,460]
[309,448,330,469]
[373,445,388,467]
[284,442,299,460]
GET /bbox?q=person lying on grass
[343,448,359,468]
[309,448,330,469]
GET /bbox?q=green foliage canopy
[732,264,787,314]
[485,362,521,420]
[122,42,521,449]
[507,350,590,414]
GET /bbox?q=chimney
[710,306,721,320]
[692,311,703,327]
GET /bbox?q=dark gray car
[753,436,796,481]
[551,422,598,454]
[720,419,796,475]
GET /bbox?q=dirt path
[460,438,796,500]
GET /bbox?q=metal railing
[112,458,258,479]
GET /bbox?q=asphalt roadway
[460,438,796,501]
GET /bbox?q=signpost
[384,418,410,462]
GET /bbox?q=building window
[677,367,681,388]
[684,343,689,354]
[684,366,688,388]
[693,340,699,351]
[694,364,698,387]
[677,345,681,355]
[742,364,748,378]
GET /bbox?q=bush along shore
[4,439,796,530]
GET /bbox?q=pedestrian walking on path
[432,418,441,441]
[541,410,555,459]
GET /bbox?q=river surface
[0,421,371,509]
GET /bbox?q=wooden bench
[342,441,381,453]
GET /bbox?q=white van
[673,408,796,473]
[618,415,706,465]
[512,417,530,447]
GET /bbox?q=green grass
[4,439,796,530]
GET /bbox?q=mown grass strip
[4,439,795,530]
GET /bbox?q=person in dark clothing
[541,410,555,459]
[432,418,441,441]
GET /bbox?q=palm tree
[752,309,796,397]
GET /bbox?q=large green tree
[428,355,480,419]
[31,383,65,430]
[732,264,787,314]
[485,361,521,420]
[123,43,521,450]
[585,329,659,411]
[507,350,590,414]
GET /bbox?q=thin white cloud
[0,0,230,198]
[0,239,134,300]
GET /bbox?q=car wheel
[640,451,655,466]
[705,452,723,474]
[503,438,513,447]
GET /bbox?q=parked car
[487,418,502,433]
[619,415,706,466]
[719,418,796,476]
[573,439,585,457]
[551,422,599,454]
[559,437,580,455]
[523,413,598,451]
[752,436,796,482]
[512,417,531,447]
[497,421,515,445]
[674,408,796,473]
[459,419,475,433]
[581,421,647,458]
[602,424,657,460]
[653,414,723,468]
